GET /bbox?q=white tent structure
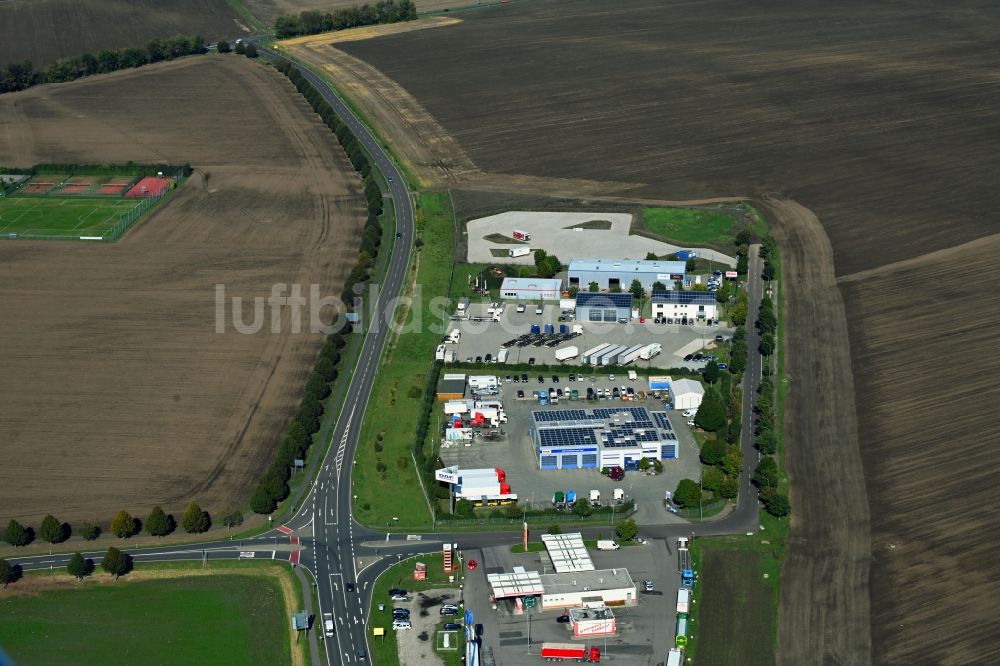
[669,378,705,410]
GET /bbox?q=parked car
[682,409,697,417]
[556,614,571,624]
[718,363,728,370]
[683,354,694,362]
[521,373,529,382]
[517,390,525,399]
[609,374,616,381]
[535,306,543,315]
[505,375,512,383]
[568,373,576,381]
[440,606,459,616]
[643,580,654,591]
[528,357,536,365]
[393,620,412,630]
[475,355,483,363]
[552,375,559,383]
[485,353,493,363]
[443,623,462,631]
[538,375,544,383]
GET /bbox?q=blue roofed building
[530,406,679,470]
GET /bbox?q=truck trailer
[676,588,690,613]
[508,247,532,258]
[666,649,683,666]
[589,489,601,507]
[582,343,612,365]
[596,345,626,366]
[616,344,646,365]
[554,346,579,361]
[540,643,600,662]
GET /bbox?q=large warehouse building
[651,290,719,322]
[575,291,633,323]
[530,406,679,470]
[568,258,686,292]
[500,277,562,301]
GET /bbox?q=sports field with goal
[0,196,144,239]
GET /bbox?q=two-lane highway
[6,44,772,666]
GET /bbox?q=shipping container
[617,344,646,365]
[582,343,612,365]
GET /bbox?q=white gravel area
[466,211,736,266]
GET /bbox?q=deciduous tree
[694,394,727,432]
[703,361,720,384]
[145,506,174,537]
[699,437,726,466]
[111,511,135,539]
[572,498,593,517]
[0,558,18,587]
[67,552,91,581]
[222,512,244,529]
[629,279,645,300]
[182,502,210,534]
[615,518,638,542]
[762,491,790,517]
[80,522,101,541]
[753,457,779,489]
[701,466,725,493]
[101,547,130,579]
[673,479,701,509]
[4,519,30,547]
[217,40,231,54]
[40,514,66,544]
[588,282,599,292]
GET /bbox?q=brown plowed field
[0,0,247,69]
[317,0,1000,662]
[0,57,364,525]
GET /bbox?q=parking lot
[445,302,732,371]
[462,540,679,665]
[438,385,703,526]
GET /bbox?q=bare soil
[0,57,365,525]
[0,0,247,69]
[316,1,1000,662]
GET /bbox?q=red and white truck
[540,643,601,662]
[512,229,531,241]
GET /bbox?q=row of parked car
[389,589,462,631]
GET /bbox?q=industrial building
[669,378,705,410]
[574,291,634,323]
[651,290,719,322]
[530,406,679,470]
[436,373,467,401]
[568,258,686,292]
[499,277,562,301]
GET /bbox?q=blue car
[718,363,728,370]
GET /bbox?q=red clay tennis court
[125,176,171,198]
[98,178,134,195]
[23,177,61,194]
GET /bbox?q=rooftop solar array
[533,407,676,450]
[541,533,595,573]
[651,290,717,305]
[574,292,634,308]
[539,428,599,448]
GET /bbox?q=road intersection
[8,47,767,666]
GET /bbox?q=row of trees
[1,35,208,94]
[275,0,417,39]
[2,502,224,548]
[217,41,258,58]
[249,56,389,515]
[0,546,134,589]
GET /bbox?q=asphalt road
[6,49,768,666]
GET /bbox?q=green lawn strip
[641,207,739,248]
[224,0,266,30]
[0,562,296,666]
[352,192,455,530]
[369,555,465,666]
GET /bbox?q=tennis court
[0,197,143,239]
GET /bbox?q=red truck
[540,643,601,662]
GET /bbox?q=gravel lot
[393,587,463,666]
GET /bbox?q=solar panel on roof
[651,290,716,305]
[574,292,633,308]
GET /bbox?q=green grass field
[642,207,738,247]
[0,572,292,666]
[352,192,456,529]
[0,196,140,238]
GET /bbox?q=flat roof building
[530,406,679,470]
[436,373,466,401]
[500,277,562,301]
[540,569,637,609]
[568,258,686,292]
[575,291,634,323]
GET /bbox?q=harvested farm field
[0,57,365,525]
[319,0,1000,663]
[0,0,247,70]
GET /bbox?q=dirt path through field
[760,196,872,666]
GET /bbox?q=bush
[673,479,701,509]
[217,40,231,54]
[80,522,101,541]
[615,518,639,542]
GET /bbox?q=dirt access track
[0,56,365,525]
[295,1,1000,662]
